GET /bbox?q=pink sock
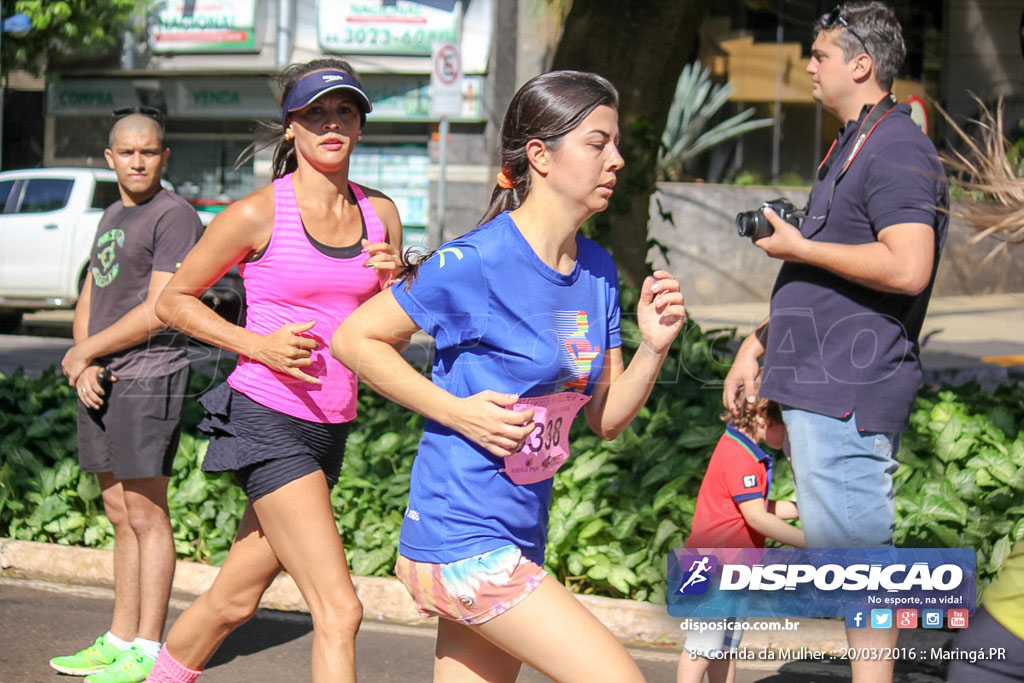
[147,645,202,682]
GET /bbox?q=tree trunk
[551,1,705,286]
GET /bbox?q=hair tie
[496,169,514,190]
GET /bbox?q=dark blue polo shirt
[760,102,948,433]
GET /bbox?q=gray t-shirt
[88,189,202,378]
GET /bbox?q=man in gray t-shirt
[52,112,201,681]
[86,188,198,378]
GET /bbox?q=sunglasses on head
[824,6,871,59]
[111,105,164,121]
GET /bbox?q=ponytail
[477,70,617,226]
[234,120,297,179]
[478,169,522,226]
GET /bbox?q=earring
[284,128,295,141]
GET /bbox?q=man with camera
[724,3,947,681]
[51,110,201,682]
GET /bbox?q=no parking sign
[430,43,462,117]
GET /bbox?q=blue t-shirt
[391,212,622,564]
[760,103,948,433]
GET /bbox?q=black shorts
[77,366,189,480]
[198,382,351,502]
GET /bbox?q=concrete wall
[648,182,1024,306]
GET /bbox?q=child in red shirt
[677,388,804,683]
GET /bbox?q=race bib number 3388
[501,392,591,485]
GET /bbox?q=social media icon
[871,609,892,628]
[948,609,969,629]
[922,609,943,628]
[845,609,866,628]
[896,609,917,628]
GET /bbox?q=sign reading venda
[667,548,975,618]
[152,0,259,53]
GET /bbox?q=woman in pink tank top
[152,59,402,683]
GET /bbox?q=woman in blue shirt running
[332,70,685,682]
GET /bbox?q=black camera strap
[802,93,898,237]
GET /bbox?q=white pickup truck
[0,167,242,332]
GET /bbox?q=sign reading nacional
[318,0,462,55]
[152,0,259,53]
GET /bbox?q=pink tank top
[227,174,385,423]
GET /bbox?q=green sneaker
[84,646,155,683]
[50,635,124,676]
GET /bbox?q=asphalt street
[0,578,960,683]
[0,578,683,683]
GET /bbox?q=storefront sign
[48,75,482,122]
[167,79,278,118]
[362,74,483,121]
[152,0,259,53]
[47,80,140,116]
[318,0,461,55]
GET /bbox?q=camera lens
[735,211,760,238]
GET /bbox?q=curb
[0,538,848,651]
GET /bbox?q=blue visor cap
[281,70,373,124]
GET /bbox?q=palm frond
[939,97,1024,260]
[658,61,774,178]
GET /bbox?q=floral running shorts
[395,545,547,625]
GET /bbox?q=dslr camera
[735,198,801,240]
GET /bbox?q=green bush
[0,368,247,562]
[895,382,1024,583]
[1,326,1021,604]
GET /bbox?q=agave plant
[939,97,1024,258]
[658,61,773,179]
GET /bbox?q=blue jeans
[782,408,900,548]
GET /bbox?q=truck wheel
[0,311,23,333]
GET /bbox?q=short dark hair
[107,111,165,149]
[815,2,907,91]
